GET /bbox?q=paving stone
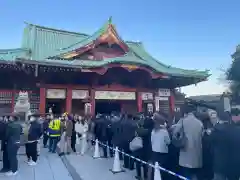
[0,147,73,180]
[65,147,136,180]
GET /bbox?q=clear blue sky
[0,0,239,95]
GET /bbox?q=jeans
[43,133,49,147]
[213,173,227,180]
[48,137,59,153]
[7,143,20,173]
[60,137,71,153]
[2,147,10,171]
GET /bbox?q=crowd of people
[0,104,240,180]
[0,112,90,177]
[0,113,42,176]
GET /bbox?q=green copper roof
[0,18,210,79]
[0,48,29,61]
[17,52,208,78]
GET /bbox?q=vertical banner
[223,97,231,112]
[155,97,160,112]
[147,103,153,113]
[84,103,92,116]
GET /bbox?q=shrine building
[0,18,210,116]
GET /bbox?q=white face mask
[30,117,35,122]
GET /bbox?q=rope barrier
[85,137,189,180]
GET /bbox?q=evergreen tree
[227,45,240,101]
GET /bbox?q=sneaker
[0,169,8,173]
[5,171,18,176]
[28,161,37,166]
[27,160,33,165]
[58,152,64,156]
[26,159,31,164]
[12,171,18,176]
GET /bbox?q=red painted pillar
[66,87,72,113]
[39,87,46,114]
[90,89,95,116]
[137,92,143,112]
[169,90,175,115]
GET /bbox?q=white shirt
[75,122,88,137]
[151,128,170,153]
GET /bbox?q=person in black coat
[209,119,231,180]
[111,115,124,159]
[95,115,110,158]
[134,116,154,180]
[101,115,113,158]
[121,115,137,170]
[227,120,240,180]
[25,114,42,166]
[200,115,214,180]
[71,115,77,153]
[0,116,9,173]
[5,114,22,176]
[111,115,122,148]
[42,114,50,148]
[0,116,5,148]
[93,115,102,141]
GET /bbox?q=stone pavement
[65,145,137,180]
[0,147,73,180]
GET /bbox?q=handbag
[129,136,143,151]
[172,119,187,148]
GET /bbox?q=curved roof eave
[17,54,209,79]
[0,48,29,61]
[127,42,210,78]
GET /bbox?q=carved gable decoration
[72,43,126,60]
[54,19,129,61]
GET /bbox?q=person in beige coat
[173,107,203,180]
[59,115,73,156]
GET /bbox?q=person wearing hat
[4,113,22,176]
[25,113,42,166]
